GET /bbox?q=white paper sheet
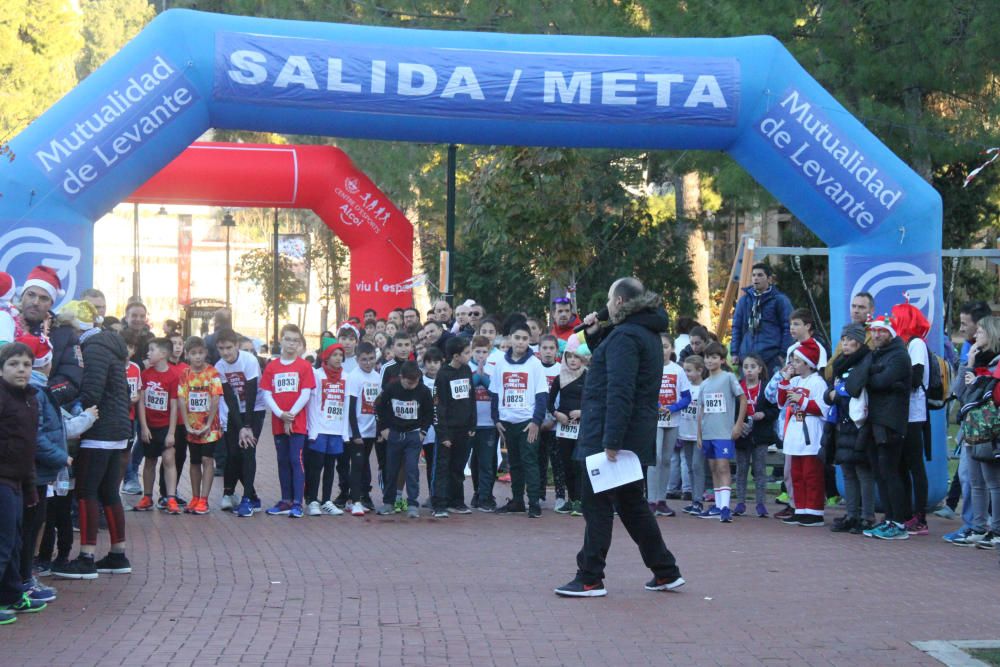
[585,450,643,493]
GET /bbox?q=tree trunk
[903,86,933,183]
[675,171,712,327]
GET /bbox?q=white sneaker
[307,501,322,516]
[220,495,236,512]
[351,502,365,516]
[321,501,344,516]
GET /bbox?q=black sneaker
[781,513,803,526]
[333,494,349,510]
[830,516,855,533]
[495,500,526,514]
[51,556,98,580]
[470,496,481,509]
[797,515,825,527]
[852,519,875,535]
[360,495,375,511]
[554,579,607,598]
[478,500,497,513]
[448,505,472,515]
[644,575,686,591]
[528,504,541,518]
[95,553,132,574]
[681,492,693,501]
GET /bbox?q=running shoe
[360,495,376,511]
[321,501,344,516]
[265,501,292,516]
[554,579,607,598]
[906,520,929,536]
[251,498,263,514]
[797,515,824,527]
[133,496,154,511]
[950,527,987,546]
[192,498,209,515]
[393,498,407,513]
[236,497,253,517]
[407,506,420,519]
[375,504,395,515]
[755,503,769,518]
[307,501,322,517]
[932,506,958,520]
[495,500,526,514]
[478,500,497,513]
[863,520,890,538]
[165,497,182,515]
[350,502,365,516]
[697,506,721,519]
[974,532,1000,550]
[0,594,46,614]
[22,578,55,603]
[681,502,703,515]
[774,506,795,520]
[776,492,789,505]
[220,495,236,512]
[719,507,732,523]
[0,610,15,625]
[183,497,199,514]
[51,556,98,580]
[570,501,583,517]
[852,519,875,535]
[32,560,52,578]
[121,479,142,496]
[872,522,909,540]
[448,505,472,515]
[644,576,685,591]
[654,501,676,517]
[732,502,747,517]
[781,513,803,526]
[94,553,132,574]
[333,494,349,510]
[288,504,304,518]
[433,509,449,518]
[554,500,573,514]
[497,473,511,484]
[528,504,541,519]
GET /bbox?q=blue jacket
[575,291,667,467]
[30,370,68,485]
[730,286,794,366]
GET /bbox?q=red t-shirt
[126,361,142,421]
[142,365,179,430]
[260,357,316,435]
[171,361,189,426]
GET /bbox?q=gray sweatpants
[647,426,679,501]
[735,444,768,506]
[679,439,706,502]
[841,461,875,520]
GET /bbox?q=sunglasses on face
[470,311,482,317]
[552,297,571,305]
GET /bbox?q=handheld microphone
[573,307,609,333]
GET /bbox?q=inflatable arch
[126,142,415,317]
[0,9,945,499]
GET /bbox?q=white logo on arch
[850,261,937,324]
[0,227,81,312]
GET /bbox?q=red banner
[178,214,192,306]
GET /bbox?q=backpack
[924,349,950,409]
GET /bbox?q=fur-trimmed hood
[611,291,667,331]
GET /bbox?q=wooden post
[715,235,755,341]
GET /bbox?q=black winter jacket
[847,336,910,438]
[26,319,82,406]
[575,292,667,467]
[0,378,39,493]
[79,329,133,442]
[827,347,871,464]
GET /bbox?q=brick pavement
[5,429,998,666]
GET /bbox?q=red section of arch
[127,142,414,318]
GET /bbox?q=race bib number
[658,408,673,428]
[556,421,580,440]
[144,387,168,412]
[274,372,299,393]
[225,372,247,405]
[450,378,470,400]
[659,374,678,405]
[502,372,528,409]
[127,376,139,399]
[703,392,725,414]
[361,383,380,415]
[188,391,209,413]
[324,398,345,421]
[391,399,418,420]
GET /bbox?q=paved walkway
[7,432,998,666]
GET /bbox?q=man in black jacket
[555,278,684,598]
[18,265,82,406]
[847,314,912,541]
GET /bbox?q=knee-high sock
[716,486,731,510]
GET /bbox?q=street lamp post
[222,211,236,309]
[132,203,141,299]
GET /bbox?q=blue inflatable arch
[0,9,946,498]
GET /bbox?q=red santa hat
[22,265,64,303]
[0,272,15,303]
[16,333,53,368]
[321,343,346,362]
[868,313,896,338]
[793,337,822,369]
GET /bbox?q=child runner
[420,346,444,506]
[331,324,360,504]
[260,324,315,518]
[215,329,261,518]
[696,343,747,523]
[164,332,189,505]
[377,332,413,507]
[537,334,564,509]
[776,338,830,526]
[469,335,498,512]
[548,348,588,516]
[305,344,347,517]
[135,338,181,514]
[735,354,778,518]
[337,324,360,375]
[345,342,380,516]
[648,334,691,517]
[491,323,550,518]
[375,362,434,518]
[0,342,47,620]
[679,356,707,515]
[176,337,223,515]
[432,337,476,517]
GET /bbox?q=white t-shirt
[342,356,358,375]
[346,367,381,439]
[678,384,701,441]
[307,368,349,440]
[490,353,549,423]
[658,361,692,429]
[423,375,437,444]
[216,350,261,428]
[470,361,493,428]
[907,337,930,423]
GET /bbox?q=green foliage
[237,248,301,320]
[77,0,156,79]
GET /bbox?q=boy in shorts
[135,339,181,514]
[177,337,223,515]
[695,342,747,523]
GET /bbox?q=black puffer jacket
[828,346,871,465]
[79,329,132,442]
[26,318,82,406]
[576,291,667,467]
[847,335,910,438]
[0,378,39,493]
